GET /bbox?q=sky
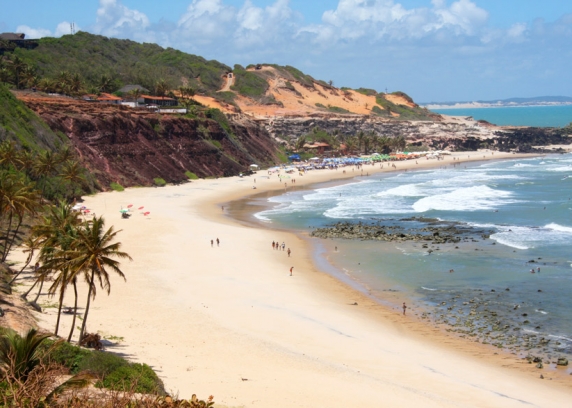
[2,0,572,102]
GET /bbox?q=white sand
[10,151,572,407]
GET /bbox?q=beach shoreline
[9,150,572,407]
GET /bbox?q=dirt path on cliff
[218,75,235,93]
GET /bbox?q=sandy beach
[9,150,572,407]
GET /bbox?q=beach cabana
[249,164,259,172]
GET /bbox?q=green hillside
[0,84,66,150]
[11,31,230,96]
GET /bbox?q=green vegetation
[205,108,232,135]
[0,84,66,151]
[375,94,434,120]
[109,182,124,192]
[355,88,378,96]
[390,91,415,105]
[153,177,166,187]
[11,31,229,96]
[98,363,163,394]
[315,103,351,114]
[231,64,269,98]
[185,171,199,180]
[209,140,222,149]
[371,105,390,116]
[326,105,351,114]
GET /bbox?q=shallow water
[431,105,572,127]
[255,154,572,360]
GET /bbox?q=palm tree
[67,216,131,343]
[345,137,357,155]
[0,328,51,381]
[0,140,19,169]
[9,234,40,285]
[155,79,169,97]
[295,135,306,151]
[9,55,27,89]
[35,202,82,337]
[69,73,84,96]
[356,131,365,154]
[0,173,41,262]
[98,74,113,93]
[59,160,86,189]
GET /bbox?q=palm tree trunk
[79,270,95,344]
[4,217,23,263]
[67,280,78,343]
[21,278,38,299]
[54,285,65,336]
[33,278,44,303]
[9,253,32,284]
[2,213,14,262]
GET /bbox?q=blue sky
[2,0,572,102]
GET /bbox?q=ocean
[430,105,572,128]
[253,154,572,363]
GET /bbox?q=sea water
[254,154,572,360]
[430,105,572,127]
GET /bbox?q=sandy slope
[9,151,572,408]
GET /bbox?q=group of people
[210,238,220,247]
[272,240,291,257]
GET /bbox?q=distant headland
[423,96,572,110]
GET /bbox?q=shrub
[76,350,129,377]
[45,340,91,374]
[110,182,124,191]
[185,171,199,180]
[209,140,222,149]
[153,177,166,187]
[97,363,165,395]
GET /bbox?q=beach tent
[288,154,301,162]
[249,164,259,169]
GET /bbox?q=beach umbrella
[127,204,133,208]
[120,209,129,213]
[138,206,144,210]
[143,212,150,216]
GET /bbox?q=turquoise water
[254,155,572,360]
[431,105,572,127]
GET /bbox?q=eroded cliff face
[20,96,279,188]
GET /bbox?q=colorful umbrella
[127,204,133,208]
[120,209,129,213]
[138,206,144,210]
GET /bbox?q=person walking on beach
[402,302,407,315]
[290,267,293,276]
[216,238,220,247]
[272,241,275,250]
[287,248,291,257]
[211,239,214,247]
[282,242,285,251]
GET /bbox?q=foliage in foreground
[0,329,204,406]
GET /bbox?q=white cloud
[234,0,294,48]
[177,0,235,43]
[92,0,150,39]
[300,0,489,44]
[15,25,52,39]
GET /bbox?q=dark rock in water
[538,289,542,292]
[491,289,495,292]
[505,288,510,291]
[310,220,493,244]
